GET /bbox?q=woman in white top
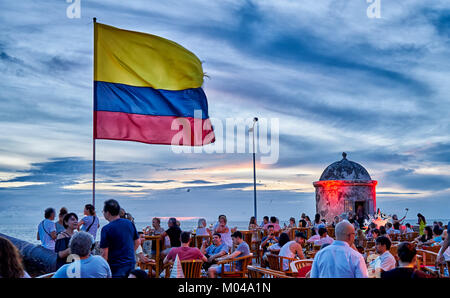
[214,216,232,248]
[196,218,210,236]
[77,204,100,241]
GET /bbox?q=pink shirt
[264,223,281,232]
[166,247,204,262]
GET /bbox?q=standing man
[37,207,57,251]
[100,199,139,278]
[311,220,368,278]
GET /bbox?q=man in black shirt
[381,242,430,279]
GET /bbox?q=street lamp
[249,117,258,221]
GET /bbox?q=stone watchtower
[313,152,377,223]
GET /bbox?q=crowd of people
[0,201,449,279]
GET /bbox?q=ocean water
[1,218,448,245]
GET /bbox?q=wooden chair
[247,265,294,278]
[138,259,157,277]
[194,235,212,249]
[35,272,55,278]
[407,232,419,241]
[266,254,296,272]
[290,259,314,273]
[217,254,254,278]
[163,259,204,278]
[416,249,446,278]
[298,227,311,239]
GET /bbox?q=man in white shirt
[369,236,396,276]
[314,227,334,246]
[311,220,368,278]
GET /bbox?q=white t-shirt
[38,219,56,251]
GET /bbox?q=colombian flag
[94,23,215,146]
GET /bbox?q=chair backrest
[267,253,281,271]
[298,227,311,239]
[240,231,253,248]
[422,245,441,253]
[220,253,254,277]
[247,265,294,278]
[291,259,314,272]
[181,260,203,278]
[194,235,212,249]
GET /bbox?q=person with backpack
[78,204,100,241]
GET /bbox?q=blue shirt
[100,218,138,269]
[53,255,111,278]
[205,243,228,256]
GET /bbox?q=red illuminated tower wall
[313,180,377,224]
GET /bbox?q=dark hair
[44,208,55,219]
[299,219,307,228]
[231,231,242,239]
[379,226,387,235]
[405,223,411,228]
[372,229,380,236]
[213,233,221,238]
[129,269,149,279]
[320,243,331,250]
[318,227,327,236]
[433,225,443,236]
[85,204,95,216]
[424,226,433,238]
[289,217,296,223]
[168,217,177,226]
[375,236,391,250]
[267,224,274,229]
[103,199,120,216]
[263,216,269,221]
[180,231,191,244]
[249,216,256,225]
[311,228,317,236]
[314,213,321,224]
[270,216,277,223]
[397,242,416,263]
[278,233,290,247]
[59,207,68,217]
[63,212,78,229]
[295,231,307,239]
[417,213,426,225]
[393,222,400,230]
[386,222,392,228]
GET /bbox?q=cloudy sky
[0,0,449,225]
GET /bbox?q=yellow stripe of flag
[94,23,204,90]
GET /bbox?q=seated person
[261,232,290,268]
[208,231,250,278]
[422,226,443,247]
[415,226,433,245]
[263,216,281,232]
[381,242,430,279]
[163,232,207,265]
[307,228,320,243]
[404,223,414,234]
[368,236,396,277]
[260,225,279,252]
[53,232,111,278]
[371,228,380,240]
[279,232,306,271]
[314,227,334,246]
[392,222,402,234]
[200,233,228,269]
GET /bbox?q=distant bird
[187,189,190,192]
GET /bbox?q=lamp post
[249,117,258,221]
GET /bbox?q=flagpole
[251,117,258,221]
[92,17,97,208]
